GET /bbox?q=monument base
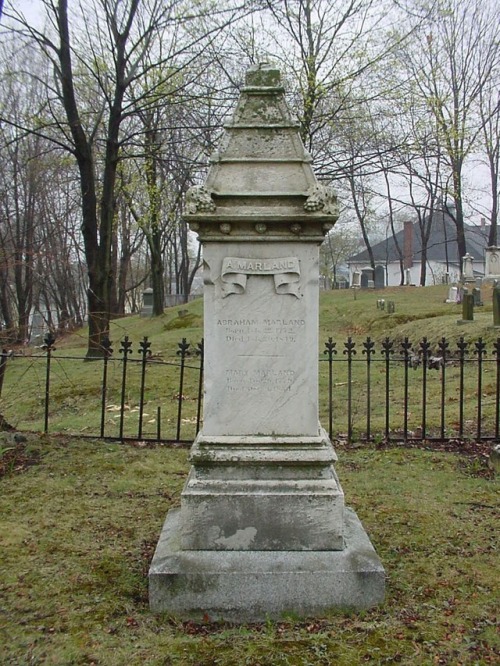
[149,507,385,622]
[179,432,345,551]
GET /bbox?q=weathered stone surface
[149,507,385,622]
[202,242,319,437]
[180,432,344,551]
[149,64,384,619]
[184,64,338,240]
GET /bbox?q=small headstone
[446,286,458,303]
[351,271,361,288]
[472,287,482,307]
[141,288,154,317]
[374,265,385,289]
[458,293,474,323]
[30,311,46,346]
[377,299,385,310]
[367,279,375,289]
[387,301,395,313]
[405,269,411,286]
[361,268,373,288]
[493,284,500,327]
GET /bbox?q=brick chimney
[403,220,414,269]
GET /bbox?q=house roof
[348,210,490,265]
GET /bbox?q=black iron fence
[1,334,499,444]
[321,336,500,443]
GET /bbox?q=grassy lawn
[1,435,498,665]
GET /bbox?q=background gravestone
[446,285,458,303]
[458,293,474,323]
[29,311,46,346]
[149,64,385,621]
[493,284,500,327]
[462,253,475,283]
[374,265,385,289]
[140,288,154,317]
[485,247,500,280]
[361,267,373,288]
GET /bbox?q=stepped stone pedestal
[149,64,385,621]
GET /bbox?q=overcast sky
[1,0,493,221]
[3,0,41,23]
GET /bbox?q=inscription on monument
[221,256,301,297]
[217,317,305,344]
[226,368,295,393]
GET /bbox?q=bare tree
[478,84,499,246]
[1,0,256,355]
[395,0,500,262]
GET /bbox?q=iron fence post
[362,337,375,441]
[42,332,56,434]
[474,338,486,441]
[195,339,204,436]
[119,336,133,439]
[157,406,161,441]
[401,338,412,442]
[324,337,337,440]
[343,337,356,444]
[100,336,113,438]
[419,338,431,440]
[438,337,449,439]
[457,337,469,438]
[381,338,394,441]
[176,338,190,442]
[138,337,152,440]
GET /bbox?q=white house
[347,209,490,287]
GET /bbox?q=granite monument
[149,64,385,621]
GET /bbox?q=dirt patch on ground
[0,434,42,478]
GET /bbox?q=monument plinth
[149,64,385,620]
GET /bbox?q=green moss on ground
[0,437,498,665]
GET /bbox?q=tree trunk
[150,227,165,316]
[488,154,498,246]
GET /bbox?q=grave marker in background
[374,265,385,289]
[493,283,500,327]
[485,247,500,280]
[462,253,475,283]
[140,288,154,317]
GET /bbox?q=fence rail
[1,334,499,444]
[321,335,500,443]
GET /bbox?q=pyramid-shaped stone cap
[185,64,339,242]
